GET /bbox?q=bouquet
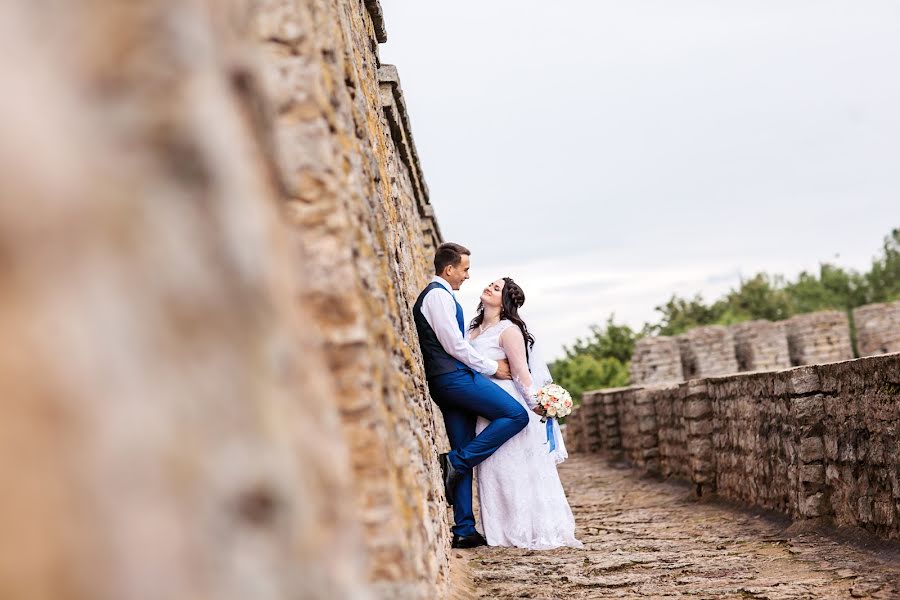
[535,383,573,421]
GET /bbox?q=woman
[468,277,582,549]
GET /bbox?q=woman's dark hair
[469,277,535,359]
[434,242,470,275]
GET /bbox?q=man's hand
[494,359,512,380]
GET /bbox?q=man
[412,242,529,548]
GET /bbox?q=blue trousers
[429,368,529,536]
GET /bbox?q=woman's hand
[494,359,512,380]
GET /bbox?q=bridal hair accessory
[535,383,573,453]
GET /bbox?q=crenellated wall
[630,336,684,384]
[854,301,900,357]
[786,310,854,366]
[730,320,791,372]
[631,304,897,387]
[677,325,739,380]
[574,354,900,541]
[0,1,452,599]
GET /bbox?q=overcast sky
[379,0,900,359]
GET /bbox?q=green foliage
[649,229,899,336]
[550,316,637,404]
[863,228,900,303]
[783,264,868,314]
[650,294,726,336]
[553,229,899,398]
[720,273,793,322]
[563,316,639,363]
[550,354,630,406]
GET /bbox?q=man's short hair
[434,242,471,275]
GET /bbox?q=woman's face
[480,279,505,309]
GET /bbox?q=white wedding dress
[470,320,583,550]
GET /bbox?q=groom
[413,242,529,548]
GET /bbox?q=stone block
[684,399,712,419]
[853,301,900,357]
[859,496,874,523]
[786,311,853,366]
[800,437,825,463]
[789,367,821,395]
[802,492,829,518]
[730,320,791,372]
[686,418,713,437]
[793,394,825,424]
[800,465,825,485]
[826,464,841,485]
[824,434,839,461]
[839,439,856,463]
[874,499,894,525]
[630,337,684,384]
[677,326,739,379]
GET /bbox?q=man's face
[445,254,471,290]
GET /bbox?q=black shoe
[439,452,464,506]
[452,531,487,549]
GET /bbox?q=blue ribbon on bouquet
[545,417,556,453]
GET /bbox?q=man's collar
[432,275,454,293]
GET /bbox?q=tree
[549,316,638,403]
[564,315,638,363]
[783,263,867,314]
[554,228,899,396]
[550,354,629,406]
[865,228,900,303]
[720,273,793,322]
[650,294,725,336]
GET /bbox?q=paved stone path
[462,454,900,599]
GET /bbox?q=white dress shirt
[420,276,499,376]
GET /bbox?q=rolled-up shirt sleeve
[420,289,499,376]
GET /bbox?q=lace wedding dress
[470,320,583,550]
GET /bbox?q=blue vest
[413,282,467,379]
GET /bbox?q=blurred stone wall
[0,1,451,599]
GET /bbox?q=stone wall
[576,386,639,459]
[617,387,660,473]
[730,320,791,372]
[854,301,900,357]
[786,310,854,366]
[652,380,715,491]
[0,1,451,599]
[575,354,900,540]
[630,336,684,384]
[677,325,739,379]
[709,370,799,515]
[648,383,690,481]
[256,2,450,596]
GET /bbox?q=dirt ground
[456,453,900,599]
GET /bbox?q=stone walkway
[461,454,900,599]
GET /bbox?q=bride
[467,277,582,550]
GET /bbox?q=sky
[379,0,900,359]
